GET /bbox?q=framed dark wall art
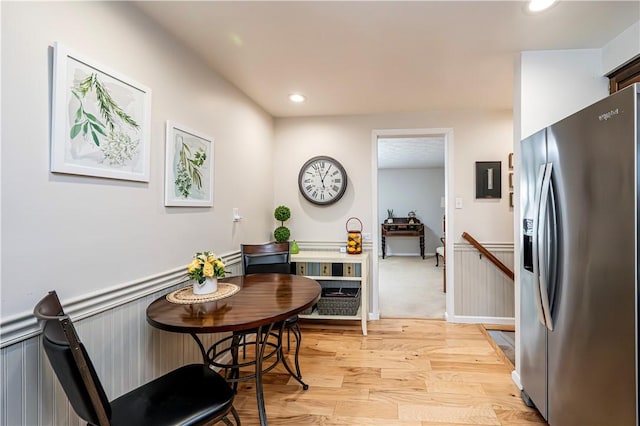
[475,161,502,199]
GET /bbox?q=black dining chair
[238,242,303,379]
[33,290,241,426]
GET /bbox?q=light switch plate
[455,197,463,209]
[232,207,242,222]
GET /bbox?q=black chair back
[241,242,290,275]
[34,291,111,426]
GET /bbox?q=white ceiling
[133,1,638,169]
[378,137,445,169]
[134,1,639,118]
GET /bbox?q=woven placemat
[166,283,240,304]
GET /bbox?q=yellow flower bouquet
[187,251,226,285]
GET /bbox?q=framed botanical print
[50,42,151,181]
[164,121,214,207]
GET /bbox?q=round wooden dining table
[146,273,321,426]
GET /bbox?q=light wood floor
[232,319,546,425]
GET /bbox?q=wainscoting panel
[1,258,244,426]
[453,242,515,319]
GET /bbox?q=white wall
[520,49,608,139]
[274,110,514,246]
[602,21,640,75]
[1,2,275,324]
[378,167,445,255]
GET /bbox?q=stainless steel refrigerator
[520,83,638,425]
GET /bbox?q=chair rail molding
[1,250,242,348]
[2,243,369,346]
[296,240,373,251]
[1,254,242,426]
[461,232,514,280]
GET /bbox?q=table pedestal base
[190,322,308,426]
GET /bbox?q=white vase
[193,277,218,295]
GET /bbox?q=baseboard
[511,370,523,390]
[378,252,435,257]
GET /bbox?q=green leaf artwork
[175,140,207,198]
[69,73,141,166]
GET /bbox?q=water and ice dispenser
[523,218,533,273]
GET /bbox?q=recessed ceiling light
[528,0,557,12]
[289,93,306,103]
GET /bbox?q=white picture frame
[51,42,151,182]
[164,121,214,207]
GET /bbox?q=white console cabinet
[291,251,368,335]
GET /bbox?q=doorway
[371,128,453,320]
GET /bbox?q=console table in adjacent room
[381,218,425,259]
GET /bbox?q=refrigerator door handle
[532,163,548,326]
[537,162,554,331]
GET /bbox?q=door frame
[370,127,454,320]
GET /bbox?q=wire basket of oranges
[346,217,363,255]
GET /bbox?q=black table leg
[190,322,307,426]
[190,332,208,364]
[254,324,273,426]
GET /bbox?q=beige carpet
[378,255,446,319]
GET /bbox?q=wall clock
[298,156,347,205]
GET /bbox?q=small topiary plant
[273,205,291,242]
[274,205,291,222]
[273,226,291,243]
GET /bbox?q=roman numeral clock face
[298,156,348,205]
